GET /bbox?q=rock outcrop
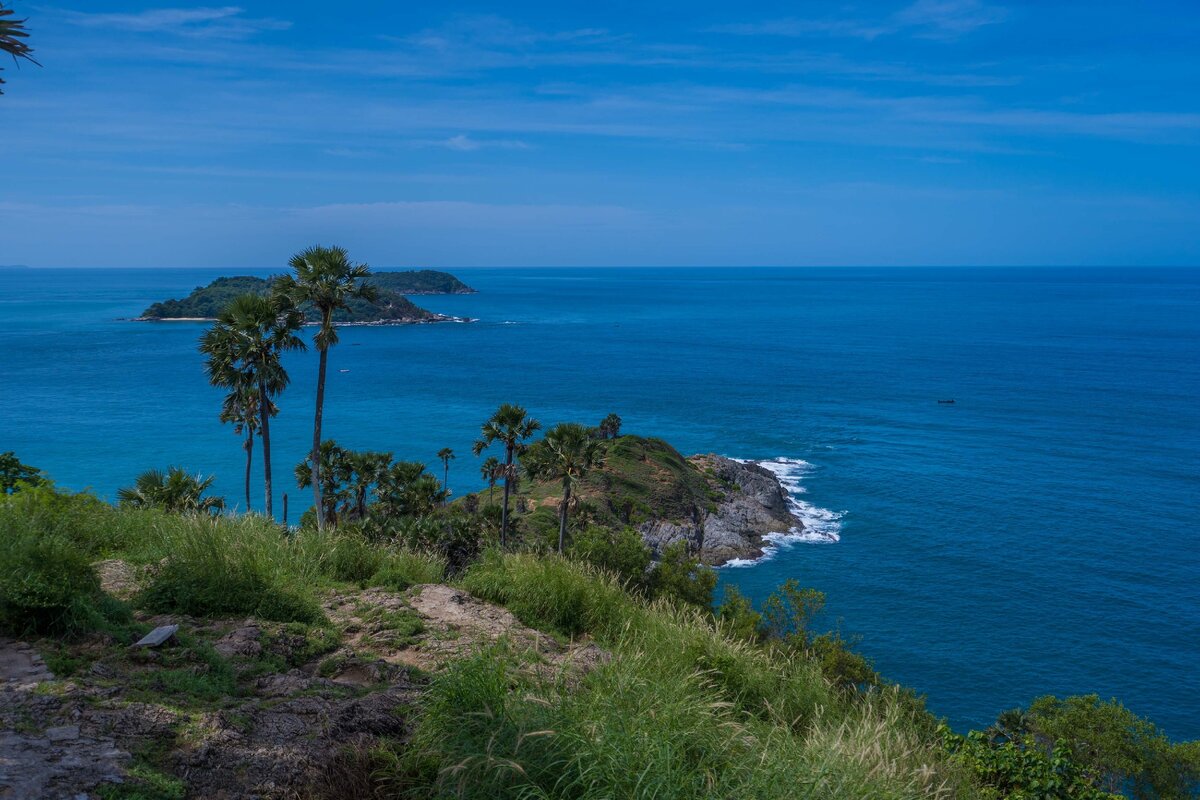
[638,455,801,566]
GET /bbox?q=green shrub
[761,577,825,642]
[0,523,112,635]
[1022,694,1200,798]
[568,524,652,588]
[715,584,763,642]
[808,631,883,693]
[944,728,1117,799]
[0,451,45,494]
[647,541,717,609]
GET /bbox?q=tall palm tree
[472,404,540,548]
[274,245,376,531]
[219,386,260,512]
[480,455,500,506]
[437,447,455,506]
[0,3,39,95]
[199,293,305,517]
[523,423,605,554]
[118,467,225,516]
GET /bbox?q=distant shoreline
[128,314,475,325]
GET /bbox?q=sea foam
[722,457,843,568]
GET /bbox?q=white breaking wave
[722,457,843,568]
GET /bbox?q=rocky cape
[505,436,803,566]
[640,455,802,566]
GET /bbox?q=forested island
[138,269,474,324]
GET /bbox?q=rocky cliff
[638,454,801,566]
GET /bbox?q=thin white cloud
[712,0,1006,42]
[57,6,290,38]
[434,134,531,152]
[895,0,1009,39]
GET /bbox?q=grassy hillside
[3,477,1193,798]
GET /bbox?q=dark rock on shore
[638,455,801,566]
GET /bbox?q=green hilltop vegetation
[5,246,1198,798]
[139,268,474,323]
[464,433,715,530]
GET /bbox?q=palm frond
[0,4,40,95]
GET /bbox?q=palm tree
[472,404,540,548]
[600,413,623,439]
[118,467,225,515]
[523,423,605,554]
[274,245,376,531]
[219,386,260,512]
[373,460,446,519]
[437,447,455,506]
[0,3,39,95]
[346,450,391,519]
[199,293,305,517]
[480,456,500,506]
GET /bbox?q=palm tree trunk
[243,424,254,513]
[259,377,273,517]
[558,480,571,554]
[501,445,513,549]
[312,341,328,531]
[443,462,449,507]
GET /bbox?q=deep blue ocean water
[2,266,1198,739]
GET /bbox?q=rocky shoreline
[638,454,803,567]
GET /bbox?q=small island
[138,269,475,324]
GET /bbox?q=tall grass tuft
[138,515,324,623]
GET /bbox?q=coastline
[635,454,839,568]
[128,314,474,325]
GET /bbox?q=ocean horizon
[3,264,1198,740]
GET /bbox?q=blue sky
[3,1,1199,267]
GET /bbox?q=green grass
[385,552,963,799]
[136,517,325,624]
[0,484,447,629]
[124,633,238,704]
[98,760,186,800]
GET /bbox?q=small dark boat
[937,399,956,404]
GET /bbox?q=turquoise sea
[2,266,1198,739]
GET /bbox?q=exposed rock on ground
[1,576,608,799]
[0,637,129,800]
